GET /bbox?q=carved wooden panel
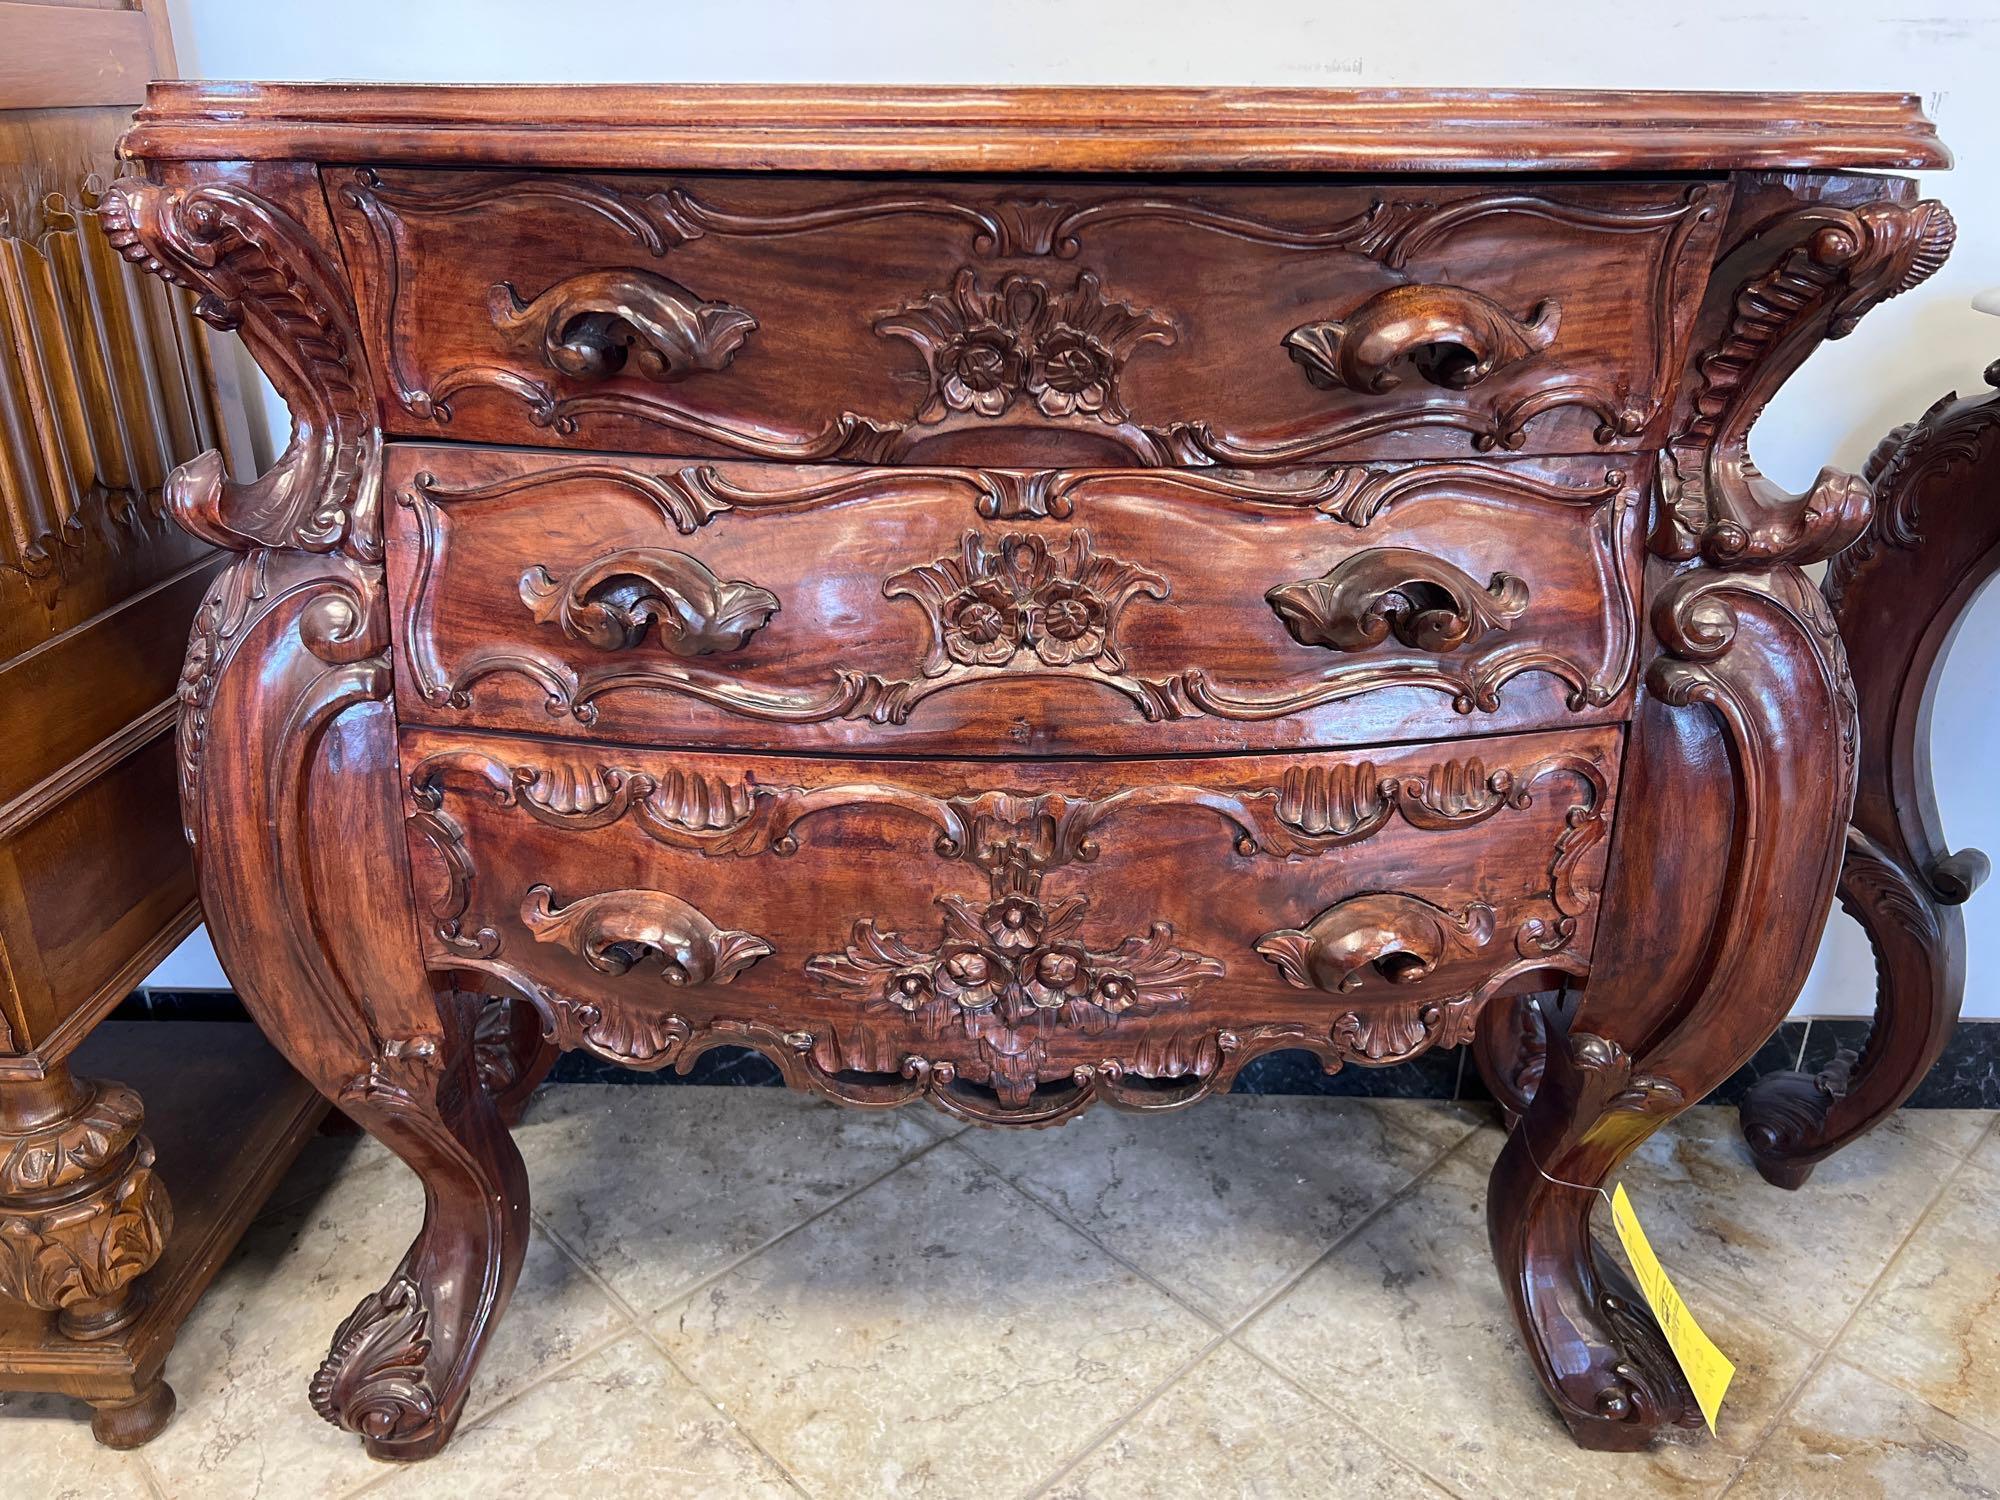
[330,171,1724,466]
[401,724,1619,1126]
[384,445,1644,756]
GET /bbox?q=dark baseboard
[119,991,2000,1109]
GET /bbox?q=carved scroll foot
[1741,823,1977,1189]
[1487,1014,1700,1449]
[0,1064,171,1343]
[89,1377,178,1449]
[310,997,530,1461]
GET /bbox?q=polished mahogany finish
[1738,363,1998,1187]
[108,83,1952,1461]
[386,447,1644,755]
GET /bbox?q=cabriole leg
[1492,563,1858,1447]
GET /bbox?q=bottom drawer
[402,726,1620,1125]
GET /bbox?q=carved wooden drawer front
[384,444,1643,756]
[404,723,1619,1125]
[330,170,1724,466]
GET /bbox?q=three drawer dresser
[106,84,1953,1457]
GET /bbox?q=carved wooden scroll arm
[1285,284,1561,395]
[490,268,756,382]
[519,546,781,655]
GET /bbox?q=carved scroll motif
[1266,546,1530,654]
[520,547,780,655]
[490,269,756,383]
[1285,286,1561,394]
[403,461,1633,727]
[520,884,773,988]
[1657,199,1955,567]
[412,741,1610,1116]
[337,171,1716,463]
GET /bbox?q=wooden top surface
[118,82,1951,174]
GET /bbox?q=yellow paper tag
[1609,1182,1735,1435]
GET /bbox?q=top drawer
[328,169,1726,466]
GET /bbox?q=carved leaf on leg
[521,884,773,987]
[520,547,781,655]
[1266,546,1529,654]
[309,1274,436,1443]
[490,269,757,382]
[1285,284,1561,394]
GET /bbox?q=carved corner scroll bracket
[101,177,383,561]
[1656,198,1956,569]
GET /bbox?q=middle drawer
[385,444,1642,756]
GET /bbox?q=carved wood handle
[1266,546,1529,653]
[1255,892,1495,994]
[520,547,780,655]
[521,884,773,987]
[1284,285,1560,394]
[491,268,756,382]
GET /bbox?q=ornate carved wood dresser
[105,84,1954,1458]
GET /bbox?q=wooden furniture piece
[0,1,324,1448]
[1740,360,1998,1187]
[108,83,1954,1458]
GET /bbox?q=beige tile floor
[8,1087,2000,1500]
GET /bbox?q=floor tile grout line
[1596,1119,1992,1356]
[1224,1118,1489,1340]
[539,1128,975,1500]
[527,1116,958,1345]
[134,1449,173,1500]
[418,1233,820,1500]
[624,1292,820,1498]
[335,1108,959,1500]
[521,1197,821,1499]
[1714,1136,1977,1493]
[1019,1330,1234,1500]
[333,1320,640,1499]
[945,1103,1485,1340]
[931,1135,1235,1333]
[1220,1326,1488,1499]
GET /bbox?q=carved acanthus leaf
[310,1275,438,1443]
[1659,199,1955,567]
[100,180,381,558]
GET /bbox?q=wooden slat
[0,3,156,111]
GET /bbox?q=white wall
[144,0,2000,1019]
